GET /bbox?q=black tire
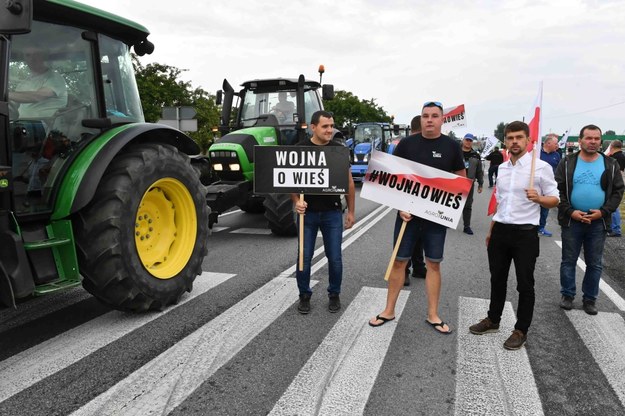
[238,196,265,214]
[263,193,297,236]
[74,143,209,312]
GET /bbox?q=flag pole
[529,144,538,189]
[298,193,304,271]
[384,220,407,281]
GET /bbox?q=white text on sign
[273,169,329,187]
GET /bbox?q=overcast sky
[82,0,625,137]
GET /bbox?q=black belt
[495,222,537,231]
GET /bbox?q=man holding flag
[469,121,559,350]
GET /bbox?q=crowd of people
[292,106,624,351]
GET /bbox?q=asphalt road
[1,186,625,416]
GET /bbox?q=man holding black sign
[291,111,356,314]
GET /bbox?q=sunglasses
[423,101,443,110]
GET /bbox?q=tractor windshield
[354,125,383,145]
[8,20,143,215]
[239,88,322,128]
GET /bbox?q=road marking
[210,226,229,233]
[279,205,393,278]
[71,277,318,416]
[455,297,543,416]
[555,241,625,311]
[566,310,625,407]
[269,287,409,416]
[230,227,273,235]
[0,288,91,332]
[0,271,234,404]
[219,209,242,217]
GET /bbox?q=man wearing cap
[369,101,466,334]
[461,133,484,235]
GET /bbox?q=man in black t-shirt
[291,111,356,314]
[369,102,466,334]
[485,147,504,188]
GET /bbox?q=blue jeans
[539,207,549,229]
[560,220,607,301]
[296,209,343,296]
[611,209,621,235]
[393,215,447,262]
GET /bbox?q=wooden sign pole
[298,193,304,271]
[384,220,407,281]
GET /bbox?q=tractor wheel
[263,193,297,236]
[238,196,265,214]
[74,143,209,312]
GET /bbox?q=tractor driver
[271,91,295,123]
[10,46,68,120]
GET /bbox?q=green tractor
[0,0,209,311]
[207,70,336,235]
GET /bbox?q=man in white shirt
[468,120,559,350]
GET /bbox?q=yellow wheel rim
[134,178,197,279]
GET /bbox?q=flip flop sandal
[369,315,395,327]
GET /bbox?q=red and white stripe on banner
[443,104,466,130]
[360,151,473,229]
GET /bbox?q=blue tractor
[347,122,392,182]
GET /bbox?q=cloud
[82,0,625,135]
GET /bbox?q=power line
[546,100,625,119]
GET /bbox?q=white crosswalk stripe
[565,310,625,407]
[270,287,409,416]
[71,277,319,416]
[0,272,234,404]
[455,297,543,416]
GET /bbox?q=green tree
[494,122,506,141]
[133,55,220,153]
[324,90,392,130]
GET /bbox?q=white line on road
[555,241,625,311]
[565,310,625,407]
[71,277,319,416]
[269,287,409,416]
[0,272,234,404]
[455,297,543,416]
[230,227,273,235]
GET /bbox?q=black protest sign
[254,145,350,194]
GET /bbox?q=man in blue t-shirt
[555,124,624,315]
[538,135,561,236]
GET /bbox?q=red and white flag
[526,82,543,153]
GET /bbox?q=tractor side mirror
[0,0,32,34]
[322,84,334,101]
[216,90,223,105]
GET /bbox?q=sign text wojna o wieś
[254,146,350,195]
[360,151,472,228]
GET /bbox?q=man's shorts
[393,214,447,263]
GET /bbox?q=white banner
[442,104,466,130]
[480,136,500,158]
[360,151,473,229]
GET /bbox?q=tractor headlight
[353,154,358,162]
[364,153,369,162]
[229,163,241,171]
[213,163,223,171]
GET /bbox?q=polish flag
[526,82,543,153]
[487,149,510,216]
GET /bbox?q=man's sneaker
[403,271,411,286]
[538,227,553,237]
[583,299,598,315]
[328,294,341,313]
[559,295,574,310]
[297,294,311,314]
[469,317,500,335]
[503,329,527,350]
[412,266,427,279]
[463,227,474,235]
